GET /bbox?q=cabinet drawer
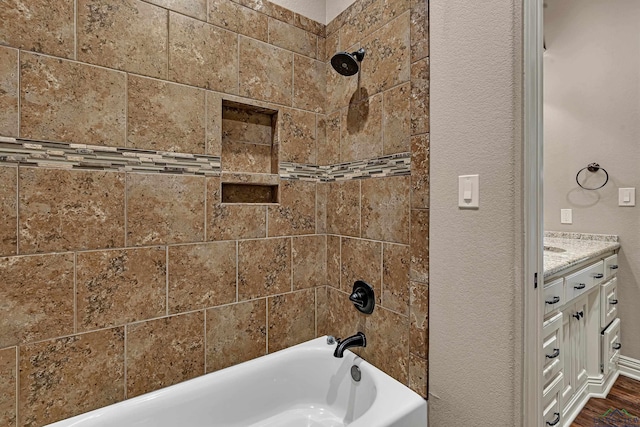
[603,254,619,279]
[600,278,618,329]
[602,318,621,376]
[544,278,564,314]
[542,312,563,388]
[543,373,563,427]
[565,261,604,302]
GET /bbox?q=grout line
[74,0,78,60]
[14,345,19,426]
[124,173,128,247]
[124,72,128,147]
[17,48,21,139]
[380,243,384,307]
[203,178,208,241]
[264,205,268,238]
[165,247,169,316]
[314,181,318,234]
[123,325,128,400]
[73,252,78,334]
[236,34,240,95]
[14,165,19,255]
[338,235,342,291]
[358,180,362,238]
[203,309,207,374]
[165,9,170,80]
[264,297,269,355]
[290,237,294,292]
[235,241,239,302]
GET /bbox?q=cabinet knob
[609,264,619,270]
[574,283,586,290]
[546,412,560,426]
[572,311,584,320]
[593,273,604,279]
[545,296,560,305]
[609,299,619,305]
[613,343,622,350]
[545,348,560,359]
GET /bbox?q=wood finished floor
[572,375,640,426]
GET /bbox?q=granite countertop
[543,232,620,278]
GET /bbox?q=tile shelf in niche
[220,99,279,204]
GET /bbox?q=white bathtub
[48,336,427,427]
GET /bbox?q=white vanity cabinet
[541,248,620,427]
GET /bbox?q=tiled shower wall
[0,0,428,425]
[318,0,430,397]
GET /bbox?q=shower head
[331,48,366,76]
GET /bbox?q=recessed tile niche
[221,100,279,203]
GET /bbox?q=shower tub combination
[48,336,427,427]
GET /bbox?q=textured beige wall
[544,0,640,359]
[429,0,524,425]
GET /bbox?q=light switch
[561,209,572,224]
[458,175,479,208]
[619,188,636,207]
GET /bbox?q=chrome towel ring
[576,163,609,190]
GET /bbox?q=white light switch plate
[458,175,479,208]
[561,209,572,224]
[619,188,636,206]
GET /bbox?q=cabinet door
[561,306,574,408]
[573,296,589,394]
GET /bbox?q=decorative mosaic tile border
[280,153,411,182]
[0,136,221,176]
[0,136,411,181]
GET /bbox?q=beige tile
[268,289,315,352]
[316,181,328,234]
[238,238,291,300]
[409,281,428,358]
[78,0,168,78]
[410,0,429,62]
[206,299,266,372]
[268,18,317,59]
[294,13,325,37]
[340,0,383,51]
[148,0,206,20]
[341,237,381,298]
[361,176,410,244]
[408,353,427,397]
[19,328,125,426]
[315,286,328,336]
[279,107,317,164]
[317,37,326,63]
[268,180,316,236]
[383,83,411,154]
[239,36,293,106]
[19,168,125,254]
[76,247,167,331]
[0,0,74,58]
[361,306,409,384]
[383,0,411,23]
[320,286,363,340]
[207,178,267,240]
[411,133,429,208]
[208,0,268,42]
[340,93,383,162]
[168,241,236,313]
[383,244,410,315]
[318,111,340,165]
[0,253,73,348]
[206,91,223,156]
[360,13,411,95]
[0,47,18,137]
[293,55,327,113]
[326,235,341,289]
[169,12,238,93]
[222,141,272,173]
[292,235,326,290]
[127,76,206,154]
[0,347,16,427]
[326,180,360,237]
[411,57,429,135]
[324,31,339,62]
[126,174,205,246]
[410,208,429,283]
[222,104,274,145]
[126,312,204,398]
[20,53,126,146]
[0,166,17,256]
